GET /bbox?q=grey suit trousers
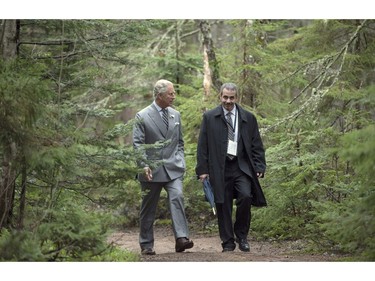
[139,176,189,249]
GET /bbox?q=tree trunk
[175,21,182,94]
[240,20,259,109]
[199,20,222,98]
[17,159,27,229]
[0,142,17,229]
[241,20,251,106]
[1,20,18,60]
[0,20,19,230]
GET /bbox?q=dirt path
[108,226,344,262]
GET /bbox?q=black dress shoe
[175,237,194,252]
[222,243,236,252]
[236,238,250,252]
[222,246,235,252]
[141,248,156,255]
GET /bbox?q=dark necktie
[162,108,169,130]
[226,112,234,159]
[226,112,234,141]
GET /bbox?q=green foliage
[252,132,322,240]
[89,245,139,262]
[0,19,158,261]
[0,229,44,261]
[339,124,375,179]
[1,19,374,261]
[0,59,52,145]
[36,200,110,261]
[253,120,374,253]
[0,196,139,261]
[177,88,208,143]
[314,125,375,260]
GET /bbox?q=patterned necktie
[162,108,169,130]
[226,112,234,141]
[226,112,234,159]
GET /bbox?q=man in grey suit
[133,79,194,255]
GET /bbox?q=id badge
[227,140,237,156]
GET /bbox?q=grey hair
[153,79,173,99]
[219,82,238,96]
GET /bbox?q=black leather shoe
[222,243,236,252]
[236,238,250,252]
[141,248,156,255]
[222,246,235,252]
[175,237,194,252]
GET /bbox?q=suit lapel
[149,104,168,137]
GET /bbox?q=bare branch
[262,20,369,135]
[147,23,177,55]
[289,19,368,104]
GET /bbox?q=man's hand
[257,172,264,178]
[144,167,153,181]
[198,174,209,182]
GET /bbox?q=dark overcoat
[195,104,267,207]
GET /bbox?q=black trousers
[216,158,253,248]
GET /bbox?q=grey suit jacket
[133,103,185,182]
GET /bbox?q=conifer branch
[263,20,368,134]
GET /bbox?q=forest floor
[108,225,348,262]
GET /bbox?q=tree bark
[0,20,19,230]
[240,20,263,109]
[199,20,222,98]
[0,142,17,229]
[17,159,27,229]
[175,21,182,94]
[241,20,252,106]
[1,20,18,60]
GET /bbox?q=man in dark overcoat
[195,82,267,252]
